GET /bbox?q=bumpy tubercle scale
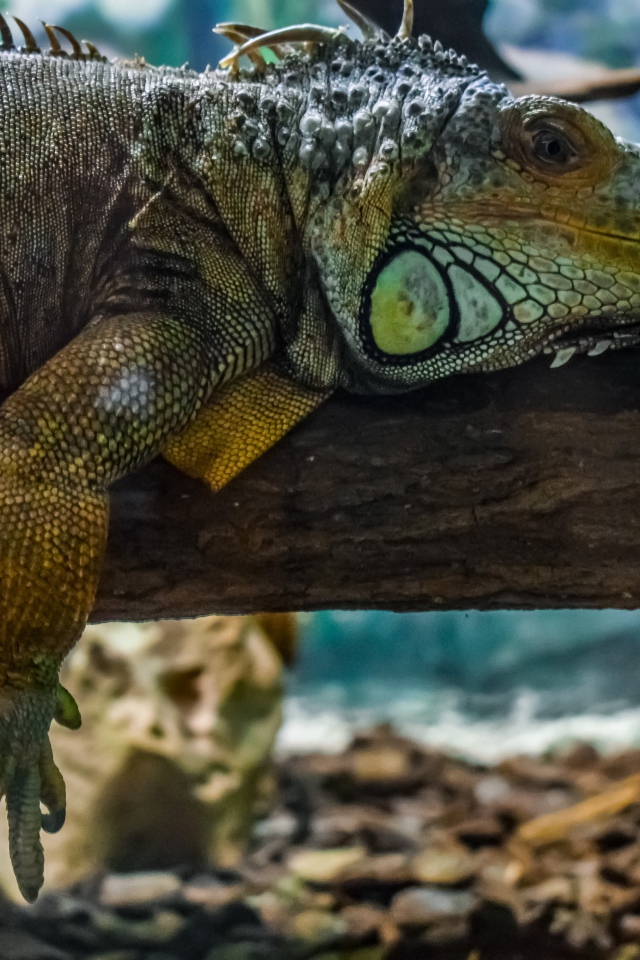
[0,4,638,902]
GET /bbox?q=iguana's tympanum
[0,0,638,899]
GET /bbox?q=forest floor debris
[9,725,640,957]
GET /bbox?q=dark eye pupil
[532,129,574,165]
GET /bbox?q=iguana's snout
[426,92,640,367]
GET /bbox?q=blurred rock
[205,948,268,960]
[612,946,640,960]
[351,747,411,784]
[345,851,412,879]
[289,907,347,942]
[0,614,287,900]
[6,724,640,957]
[555,742,600,771]
[183,876,247,910]
[456,816,504,848]
[522,876,575,906]
[390,886,475,929]
[86,953,137,960]
[288,847,366,883]
[411,844,476,885]
[99,871,182,908]
[340,904,386,939]
[600,750,640,780]
[85,954,137,960]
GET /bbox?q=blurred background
[4,0,640,765]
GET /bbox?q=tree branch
[93,350,640,620]
[510,67,640,104]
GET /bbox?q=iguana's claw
[0,682,79,901]
[54,683,81,731]
[39,737,66,834]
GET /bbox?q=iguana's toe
[5,760,45,902]
[0,682,79,902]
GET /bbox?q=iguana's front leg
[0,308,222,901]
[0,303,331,900]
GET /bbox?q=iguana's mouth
[542,318,640,367]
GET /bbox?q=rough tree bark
[94,350,640,620]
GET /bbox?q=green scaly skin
[0,9,638,899]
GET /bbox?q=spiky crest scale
[214,23,302,67]
[218,25,346,71]
[214,9,481,90]
[0,1,474,86]
[0,14,105,61]
[398,0,414,41]
[217,0,418,68]
[336,0,388,40]
[12,16,38,53]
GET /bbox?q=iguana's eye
[524,119,581,171]
[499,97,618,183]
[530,125,577,166]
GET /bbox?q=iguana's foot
[0,682,80,902]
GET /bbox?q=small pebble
[340,903,386,939]
[620,913,640,937]
[391,886,475,928]
[411,846,476,885]
[100,872,182,908]
[183,879,246,909]
[290,908,347,942]
[288,847,366,883]
[352,746,410,783]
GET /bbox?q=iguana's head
[218,2,640,393]
[313,73,640,392]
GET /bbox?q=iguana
[0,0,638,901]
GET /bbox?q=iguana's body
[1,4,640,900]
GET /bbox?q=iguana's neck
[188,66,340,234]
[169,46,483,389]
[161,67,336,387]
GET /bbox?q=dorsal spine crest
[0,14,106,62]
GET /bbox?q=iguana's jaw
[335,201,640,393]
[543,321,640,367]
[408,203,640,371]
[416,99,640,372]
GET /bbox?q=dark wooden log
[93,349,640,621]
